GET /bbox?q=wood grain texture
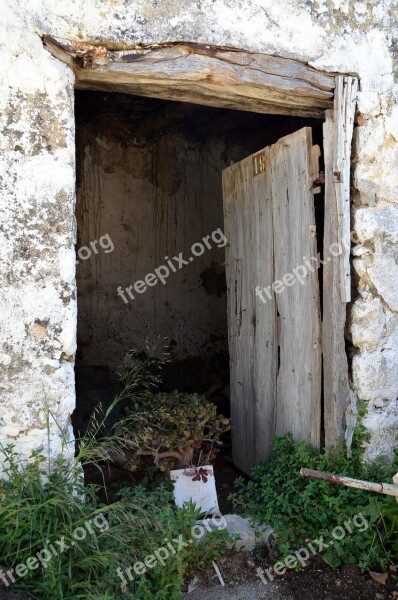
[223,146,277,474]
[44,37,334,118]
[301,468,398,498]
[323,109,351,446]
[323,77,357,445]
[311,144,321,194]
[223,127,321,474]
[333,76,358,303]
[270,127,321,448]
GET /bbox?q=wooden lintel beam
[43,36,335,119]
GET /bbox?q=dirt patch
[184,552,398,600]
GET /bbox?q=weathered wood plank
[301,468,398,498]
[76,80,328,118]
[223,127,321,474]
[44,37,334,119]
[323,109,351,446]
[270,127,321,448]
[252,147,278,466]
[104,50,332,100]
[115,44,335,92]
[333,76,358,302]
[223,146,276,474]
[311,144,321,194]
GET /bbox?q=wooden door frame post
[323,76,358,446]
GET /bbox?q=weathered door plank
[223,127,321,474]
[323,76,357,445]
[333,76,358,303]
[323,109,352,445]
[223,148,276,474]
[270,128,321,448]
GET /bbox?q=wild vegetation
[230,413,398,575]
[2,341,396,598]
[0,342,232,599]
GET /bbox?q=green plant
[0,341,233,599]
[230,430,397,572]
[123,390,230,472]
[0,443,152,600]
[112,484,232,600]
[111,341,230,473]
[0,440,232,600]
[0,394,231,600]
[116,339,170,409]
[373,458,398,561]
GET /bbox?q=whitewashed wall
[0,0,397,461]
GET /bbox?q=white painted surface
[171,466,220,514]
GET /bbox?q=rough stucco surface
[0,0,397,461]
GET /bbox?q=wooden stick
[300,468,398,498]
[393,473,398,504]
[212,561,225,587]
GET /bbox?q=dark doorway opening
[73,90,323,448]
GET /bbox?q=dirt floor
[2,553,397,599]
[183,552,398,600]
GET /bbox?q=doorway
[73,90,324,471]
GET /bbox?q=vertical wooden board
[323,109,351,445]
[270,127,321,448]
[333,76,358,302]
[223,159,253,473]
[222,149,276,474]
[223,126,322,473]
[252,147,277,465]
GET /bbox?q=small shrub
[123,390,230,471]
[116,345,230,472]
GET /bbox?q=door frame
[45,37,358,446]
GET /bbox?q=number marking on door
[252,151,266,176]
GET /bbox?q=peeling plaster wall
[1,0,397,461]
[0,16,76,461]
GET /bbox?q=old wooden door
[222,127,321,475]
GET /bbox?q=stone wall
[0,0,397,461]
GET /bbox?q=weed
[230,428,397,572]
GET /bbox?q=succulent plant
[124,391,230,471]
[113,342,230,473]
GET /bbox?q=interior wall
[75,91,321,395]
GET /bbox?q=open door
[223,127,321,475]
